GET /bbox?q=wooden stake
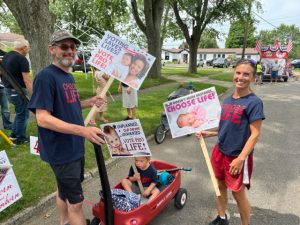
[131,161,144,194]
[84,76,114,126]
[199,136,221,197]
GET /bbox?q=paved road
[4,80,300,225]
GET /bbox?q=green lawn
[161,66,227,78]
[0,71,228,222]
[209,72,234,82]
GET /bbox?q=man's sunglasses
[53,43,79,51]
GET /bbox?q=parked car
[206,58,216,66]
[291,59,300,69]
[212,58,230,68]
[197,59,204,67]
[72,51,92,73]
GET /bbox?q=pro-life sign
[0,150,22,212]
[164,87,221,138]
[100,119,151,158]
[88,31,155,90]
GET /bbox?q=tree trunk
[189,43,198,73]
[4,0,56,77]
[147,35,162,78]
[131,0,164,78]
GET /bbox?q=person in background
[118,82,138,120]
[89,68,109,125]
[2,40,32,145]
[195,59,265,225]
[28,30,106,225]
[255,61,263,85]
[0,49,12,130]
[270,59,280,84]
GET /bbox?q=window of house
[203,54,206,60]
[222,54,225,58]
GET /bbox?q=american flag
[255,39,262,53]
[287,39,293,53]
[273,39,279,48]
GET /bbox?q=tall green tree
[199,30,219,48]
[171,0,252,73]
[225,18,256,48]
[50,0,128,46]
[131,0,165,78]
[0,2,21,33]
[258,24,300,59]
[3,0,55,76]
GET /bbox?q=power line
[252,11,278,29]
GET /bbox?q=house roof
[197,48,258,55]
[162,48,188,53]
[0,33,24,42]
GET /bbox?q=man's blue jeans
[5,88,29,141]
[0,87,12,129]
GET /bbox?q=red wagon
[90,145,188,225]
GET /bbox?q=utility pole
[241,1,252,59]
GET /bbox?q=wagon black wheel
[90,217,101,225]
[154,124,166,144]
[174,188,187,209]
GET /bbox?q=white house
[161,48,189,63]
[197,48,260,62]
[161,47,260,64]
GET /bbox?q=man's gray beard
[58,58,74,67]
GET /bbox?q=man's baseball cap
[50,30,81,45]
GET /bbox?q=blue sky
[163,0,300,48]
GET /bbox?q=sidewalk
[1,75,233,225]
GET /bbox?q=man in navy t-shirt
[28,30,105,225]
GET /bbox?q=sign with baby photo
[164,87,221,138]
[0,150,22,212]
[88,31,156,90]
[100,119,151,158]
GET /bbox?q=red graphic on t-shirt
[63,83,80,104]
[221,104,244,124]
[140,177,152,184]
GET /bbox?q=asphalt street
[4,79,300,225]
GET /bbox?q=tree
[171,0,262,73]
[131,0,165,78]
[50,0,128,46]
[199,30,219,48]
[258,24,300,59]
[171,0,247,73]
[0,2,21,33]
[225,18,256,48]
[3,0,55,76]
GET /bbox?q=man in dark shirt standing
[28,30,106,225]
[0,49,12,130]
[2,39,32,144]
